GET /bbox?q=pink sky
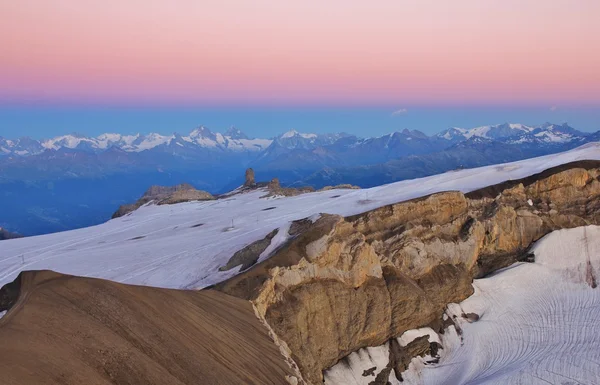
[1,0,599,105]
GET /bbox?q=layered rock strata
[216,161,600,383]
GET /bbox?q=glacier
[1,143,600,291]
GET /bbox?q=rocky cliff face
[216,161,600,383]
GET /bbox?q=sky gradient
[1,1,599,137]
[2,0,600,105]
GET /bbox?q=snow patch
[257,222,291,264]
[397,328,441,347]
[282,130,299,138]
[324,343,391,385]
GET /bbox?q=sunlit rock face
[217,163,600,384]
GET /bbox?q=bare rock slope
[0,270,299,385]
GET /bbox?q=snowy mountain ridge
[0,122,591,157]
[33,126,273,154]
[2,122,598,237]
[435,122,585,142]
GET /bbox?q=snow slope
[1,143,600,292]
[413,225,600,385]
[324,225,600,385]
[324,328,441,385]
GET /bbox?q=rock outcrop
[219,229,279,272]
[112,184,214,218]
[0,270,301,385]
[263,177,316,197]
[216,161,600,383]
[234,170,315,198]
[0,227,23,241]
[269,177,281,190]
[318,184,361,191]
[245,168,256,187]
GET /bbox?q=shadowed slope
[0,270,297,385]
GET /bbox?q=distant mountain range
[0,122,597,235]
[0,122,588,158]
[0,126,271,155]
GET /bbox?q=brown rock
[264,178,315,197]
[0,270,302,385]
[389,336,439,380]
[217,162,600,383]
[318,184,361,191]
[0,227,23,241]
[157,189,214,205]
[112,184,214,218]
[245,168,256,187]
[269,178,280,189]
[219,229,279,272]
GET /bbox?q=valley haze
[1,121,598,236]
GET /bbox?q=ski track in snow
[417,226,600,385]
[0,143,599,292]
[326,226,600,385]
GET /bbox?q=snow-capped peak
[438,123,536,141]
[187,126,215,139]
[181,126,219,148]
[280,129,317,139]
[173,126,270,151]
[94,133,140,149]
[96,133,123,142]
[41,134,92,150]
[281,129,299,138]
[224,126,249,140]
[508,123,529,130]
[131,133,175,151]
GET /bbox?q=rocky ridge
[111,169,360,222]
[112,184,214,218]
[227,169,361,199]
[216,160,600,383]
